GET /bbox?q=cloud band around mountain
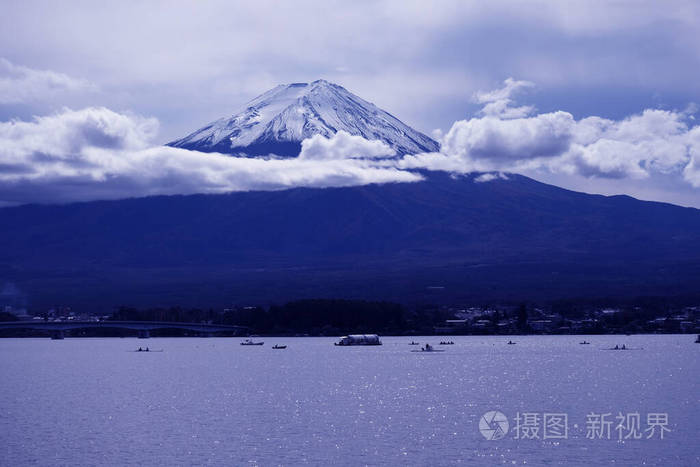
[0,107,421,205]
[0,78,698,206]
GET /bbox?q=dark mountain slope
[1,172,699,310]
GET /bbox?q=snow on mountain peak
[168,80,439,157]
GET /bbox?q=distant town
[1,298,698,337]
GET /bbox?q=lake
[1,335,698,465]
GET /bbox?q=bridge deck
[0,320,248,332]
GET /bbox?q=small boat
[241,338,264,346]
[507,341,516,345]
[272,344,287,349]
[409,341,419,345]
[605,344,642,350]
[130,348,163,352]
[411,344,445,352]
[439,341,454,345]
[579,341,590,345]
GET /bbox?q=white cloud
[0,107,421,205]
[563,140,650,180]
[684,157,700,187]
[474,172,509,183]
[684,126,700,187]
[473,78,536,119]
[574,110,690,173]
[399,151,476,173]
[0,58,95,104]
[298,130,396,160]
[440,111,574,163]
[407,80,700,187]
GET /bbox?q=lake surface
[1,335,698,465]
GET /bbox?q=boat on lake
[272,344,287,349]
[334,334,382,346]
[411,343,444,352]
[241,338,264,346]
[606,344,641,350]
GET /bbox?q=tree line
[110,299,451,335]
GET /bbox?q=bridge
[0,320,249,339]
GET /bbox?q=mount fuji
[1,82,700,310]
[167,79,439,157]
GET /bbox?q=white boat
[334,334,382,346]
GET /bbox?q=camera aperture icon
[480,411,509,440]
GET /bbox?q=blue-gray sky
[1,0,699,207]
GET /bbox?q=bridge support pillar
[137,329,150,339]
[50,330,64,340]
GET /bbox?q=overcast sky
[1,0,699,207]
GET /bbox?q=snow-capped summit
[168,79,439,157]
